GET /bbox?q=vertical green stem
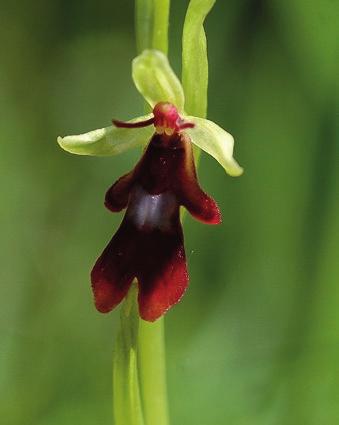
[136,2,171,424]
[135,0,170,55]
[135,0,153,54]
[113,2,171,425]
[137,319,169,425]
[152,0,170,54]
[113,284,145,425]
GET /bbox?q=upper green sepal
[132,49,185,112]
[57,115,154,156]
[185,116,243,176]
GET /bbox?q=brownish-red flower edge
[91,104,221,321]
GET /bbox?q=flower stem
[137,319,169,425]
[135,0,153,54]
[135,2,171,423]
[152,0,170,55]
[113,2,171,425]
[136,1,171,421]
[113,284,145,425]
[135,0,170,55]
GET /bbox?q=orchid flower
[58,49,243,321]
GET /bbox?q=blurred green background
[0,0,338,424]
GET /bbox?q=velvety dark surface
[93,132,219,320]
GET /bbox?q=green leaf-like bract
[182,0,216,117]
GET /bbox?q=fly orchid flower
[58,50,243,321]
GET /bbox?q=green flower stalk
[57,1,242,424]
[135,0,170,55]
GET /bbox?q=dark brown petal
[171,134,222,225]
[93,131,220,320]
[136,226,188,322]
[91,219,136,313]
[178,181,221,225]
[105,171,135,212]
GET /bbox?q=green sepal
[185,116,243,176]
[132,49,185,112]
[57,115,154,156]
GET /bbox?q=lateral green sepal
[57,115,154,156]
[185,116,243,176]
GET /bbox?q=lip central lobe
[126,185,178,232]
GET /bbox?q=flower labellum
[91,102,220,321]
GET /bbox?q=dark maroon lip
[91,131,221,321]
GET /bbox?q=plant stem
[135,0,169,55]
[113,2,171,425]
[137,319,169,425]
[113,284,145,425]
[152,0,170,54]
[135,0,153,54]
[136,1,170,421]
